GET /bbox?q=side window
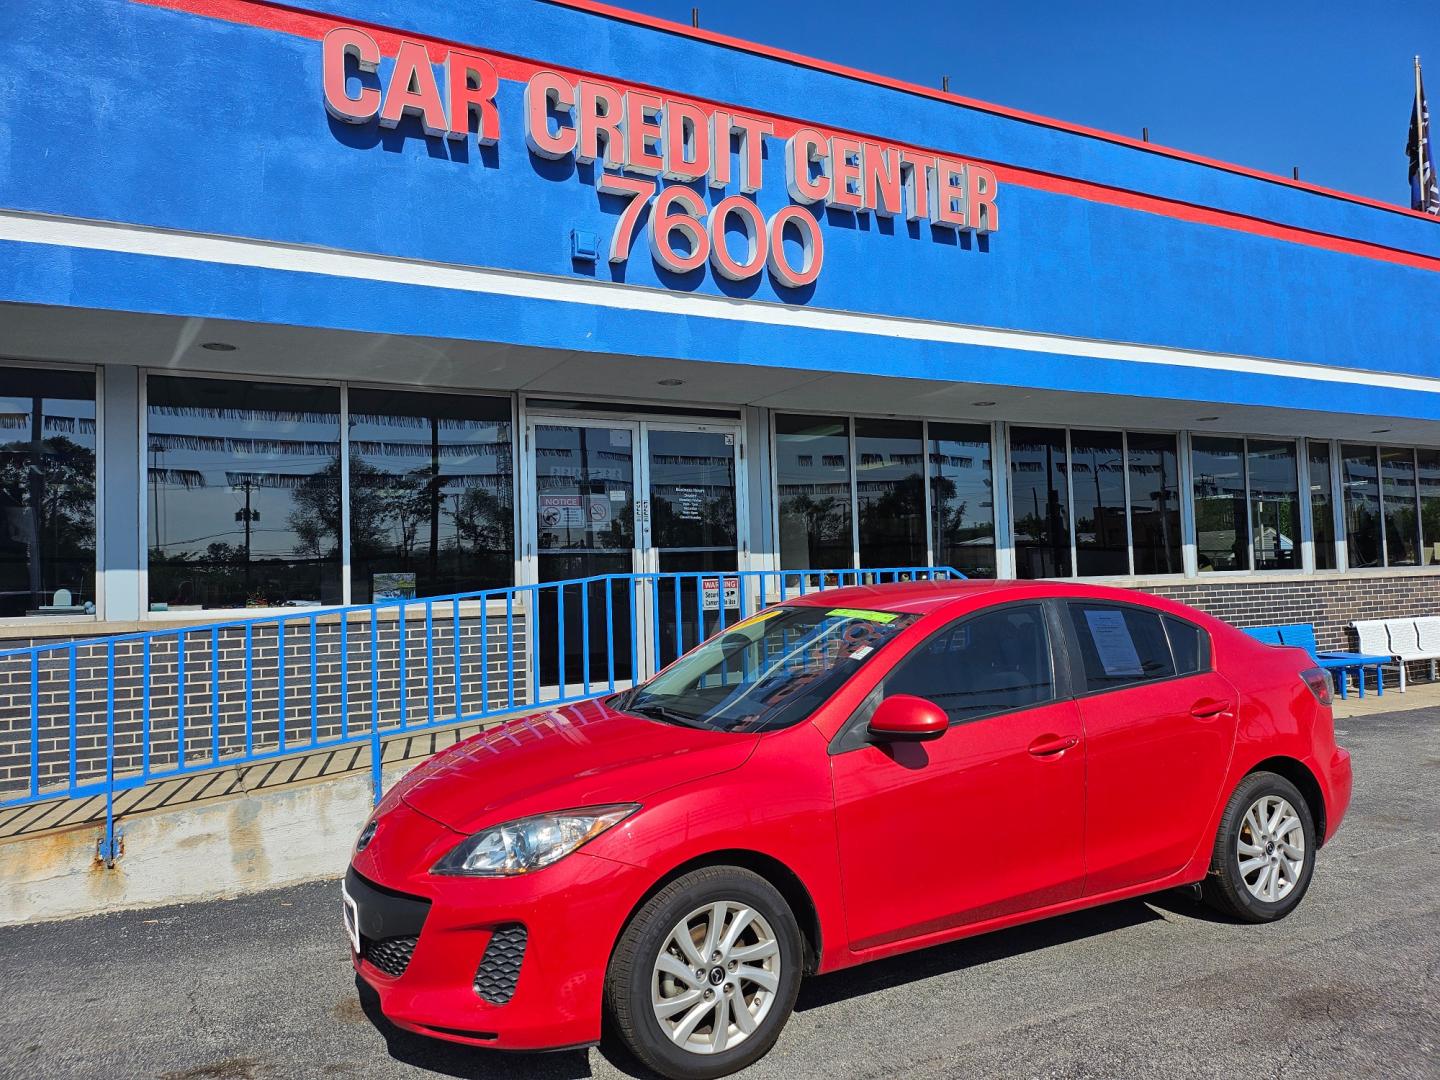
[1067,603,1176,693]
[883,605,1055,723]
[1163,615,1208,675]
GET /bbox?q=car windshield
[617,605,920,734]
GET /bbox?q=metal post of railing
[369,607,382,806]
[453,598,464,722]
[425,601,435,729]
[100,640,119,867]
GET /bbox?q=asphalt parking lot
[2,706,1437,1080]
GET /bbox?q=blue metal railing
[0,566,961,862]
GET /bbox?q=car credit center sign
[321,26,999,289]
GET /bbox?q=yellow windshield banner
[827,607,899,624]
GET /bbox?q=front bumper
[346,803,643,1050]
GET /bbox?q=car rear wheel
[605,866,802,1080]
[1201,771,1316,923]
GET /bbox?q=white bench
[1353,617,1440,692]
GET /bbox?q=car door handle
[1027,734,1079,757]
[1189,698,1234,720]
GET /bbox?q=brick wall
[1136,572,1440,682]
[0,610,529,799]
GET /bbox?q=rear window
[1067,603,1175,693]
[1163,615,1207,675]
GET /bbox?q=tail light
[1300,667,1333,706]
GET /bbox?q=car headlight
[430,804,638,877]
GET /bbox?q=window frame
[0,358,104,626]
[769,408,998,576]
[1057,598,1213,701]
[139,369,519,619]
[829,599,1067,754]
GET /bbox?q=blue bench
[1242,623,1388,699]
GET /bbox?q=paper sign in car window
[828,608,898,624]
[1084,608,1144,676]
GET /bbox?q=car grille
[473,924,527,1004]
[364,934,419,978]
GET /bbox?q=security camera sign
[701,576,741,611]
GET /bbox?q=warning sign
[700,576,741,611]
[539,494,613,529]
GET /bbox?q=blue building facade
[1,0,1438,640]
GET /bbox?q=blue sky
[602,0,1439,209]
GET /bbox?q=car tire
[1201,771,1317,923]
[605,866,803,1080]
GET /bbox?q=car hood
[394,696,758,834]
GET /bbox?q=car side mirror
[867,695,948,742]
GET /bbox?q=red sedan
[344,580,1351,1079]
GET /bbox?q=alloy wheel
[1237,794,1306,903]
[650,901,782,1055]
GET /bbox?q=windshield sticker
[730,608,783,631]
[828,607,898,624]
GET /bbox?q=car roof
[779,578,1190,618]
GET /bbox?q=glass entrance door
[645,425,741,667]
[527,416,743,689]
[532,421,640,689]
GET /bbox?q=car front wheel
[606,866,803,1080]
[1202,770,1317,923]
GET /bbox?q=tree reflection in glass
[349,390,513,602]
[0,368,96,617]
[146,377,342,610]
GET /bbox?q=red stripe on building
[131,0,1440,276]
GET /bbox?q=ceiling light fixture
[1372,428,1391,434]
[971,400,997,407]
[201,342,237,352]
[1196,416,1220,421]
[657,378,685,386]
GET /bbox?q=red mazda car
[344,580,1351,1079]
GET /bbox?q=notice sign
[1083,608,1144,676]
[701,576,741,611]
[674,486,706,522]
[538,494,612,528]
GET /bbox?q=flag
[1409,62,1440,214]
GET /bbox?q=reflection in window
[348,390,513,603]
[1308,442,1336,570]
[1419,448,1440,567]
[147,376,342,610]
[775,415,853,570]
[854,418,924,569]
[1128,432,1181,575]
[1192,437,1248,572]
[1248,440,1299,570]
[929,422,995,578]
[0,367,96,618]
[1380,447,1419,567]
[1341,445,1382,569]
[1010,428,1071,578]
[1070,430,1127,576]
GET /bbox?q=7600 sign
[599,176,822,288]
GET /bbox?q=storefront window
[1128,432,1181,575]
[1419,448,1440,568]
[348,389,513,602]
[1191,437,1249,571]
[775,414,853,569]
[1010,427,1071,578]
[1341,445,1382,569]
[854,419,924,569]
[147,376,342,610]
[1308,442,1336,570]
[1247,440,1299,571]
[929,422,995,578]
[1070,430,1128,576]
[1380,447,1419,567]
[0,367,96,618]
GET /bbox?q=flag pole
[1419,56,1428,205]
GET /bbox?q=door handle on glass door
[1027,734,1079,757]
[1189,699,1233,720]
